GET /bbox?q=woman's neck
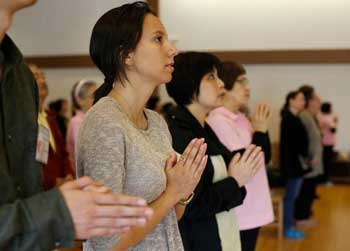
[223,95,240,114]
[186,102,210,127]
[109,79,155,129]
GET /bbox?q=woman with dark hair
[76,2,207,251]
[294,85,323,225]
[279,90,309,239]
[206,61,273,251]
[166,52,263,251]
[66,79,97,169]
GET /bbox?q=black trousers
[294,177,317,220]
[320,146,334,183]
[240,227,260,251]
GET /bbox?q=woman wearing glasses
[207,62,273,251]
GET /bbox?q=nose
[218,78,225,88]
[167,40,178,57]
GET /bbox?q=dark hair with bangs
[280,90,303,116]
[166,51,221,106]
[219,61,246,91]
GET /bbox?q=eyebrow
[152,30,166,36]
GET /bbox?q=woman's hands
[165,138,207,202]
[252,103,271,133]
[228,145,263,187]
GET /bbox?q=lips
[218,91,226,98]
[165,62,174,71]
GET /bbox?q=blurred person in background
[207,61,273,250]
[29,64,74,188]
[280,90,310,239]
[66,79,97,170]
[318,102,337,185]
[294,85,323,226]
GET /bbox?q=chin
[160,75,173,85]
[241,99,249,106]
[215,101,223,108]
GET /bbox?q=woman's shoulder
[144,108,165,124]
[84,97,124,124]
[79,97,126,136]
[299,110,312,119]
[144,108,174,140]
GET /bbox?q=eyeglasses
[235,79,249,85]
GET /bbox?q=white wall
[42,68,103,101]
[9,0,141,55]
[8,0,350,152]
[160,0,350,50]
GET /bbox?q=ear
[191,92,199,103]
[124,51,135,67]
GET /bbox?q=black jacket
[0,36,74,250]
[279,110,309,178]
[165,106,270,251]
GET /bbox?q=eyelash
[155,36,163,43]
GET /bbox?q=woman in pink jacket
[207,61,274,251]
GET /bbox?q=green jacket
[0,35,74,250]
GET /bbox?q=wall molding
[25,55,94,68]
[25,49,350,68]
[211,49,350,64]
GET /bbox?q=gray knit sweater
[76,97,184,251]
[299,110,324,178]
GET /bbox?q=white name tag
[35,125,49,164]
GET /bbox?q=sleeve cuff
[253,131,268,141]
[25,188,75,248]
[217,177,246,210]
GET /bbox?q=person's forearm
[175,204,186,220]
[112,190,179,251]
[0,189,74,249]
[251,132,271,163]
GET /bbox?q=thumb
[60,176,94,190]
[230,153,241,167]
[165,152,177,171]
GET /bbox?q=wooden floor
[257,185,350,251]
